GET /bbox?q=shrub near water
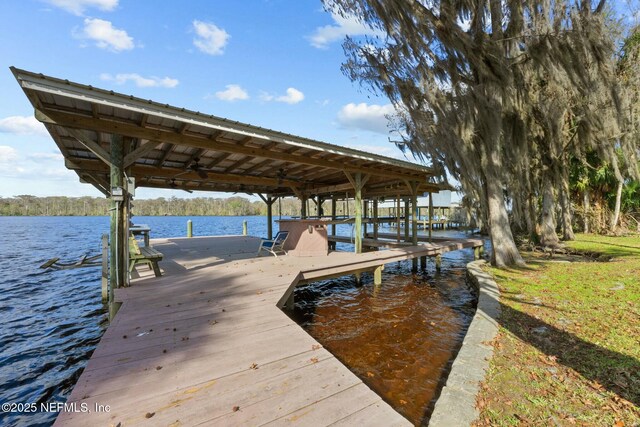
[475,234,640,426]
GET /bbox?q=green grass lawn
[474,234,640,426]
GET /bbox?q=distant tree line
[0,195,307,217]
[0,195,372,217]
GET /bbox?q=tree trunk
[559,171,575,241]
[485,172,525,267]
[611,179,623,232]
[583,189,590,233]
[539,178,560,246]
[525,193,538,243]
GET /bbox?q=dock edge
[428,260,501,426]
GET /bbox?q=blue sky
[0,1,636,200]
[0,0,402,199]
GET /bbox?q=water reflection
[287,259,478,425]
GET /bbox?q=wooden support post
[474,246,480,260]
[354,173,363,254]
[317,196,324,218]
[396,194,401,242]
[373,265,383,285]
[331,196,337,235]
[355,272,362,286]
[363,200,368,238]
[404,198,410,242]
[428,192,434,242]
[101,234,108,304]
[435,253,442,271]
[187,219,193,237]
[242,220,248,236]
[109,134,126,295]
[373,199,379,240]
[259,193,275,239]
[420,255,427,270]
[267,196,273,240]
[301,196,307,219]
[409,181,419,272]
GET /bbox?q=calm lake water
[0,215,485,426]
[288,236,482,425]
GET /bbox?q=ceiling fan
[174,157,208,180]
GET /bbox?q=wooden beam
[36,107,430,182]
[123,140,161,167]
[79,173,109,196]
[65,157,302,188]
[242,158,273,175]
[223,155,250,173]
[156,143,175,167]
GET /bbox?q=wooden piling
[101,234,108,303]
[428,192,434,242]
[242,220,248,236]
[409,181,419,272]
[352,172,365,254]
[373,265,383,285]
[187,219,193,237]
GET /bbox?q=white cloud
[259,91,274,102]
[215,84,249,101]
[0,146,19,164]
[261,88,305,104]
[29,152,65,161]
[44,0,118,15]
[192,20,229,55]
[0,116,48,136]
[309,12,383,49]
[277,88,305,104]
[0,146,76,182]
[80,18,134,52]
[100,73,178,88]
[337,102,395,134]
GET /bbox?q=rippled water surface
[0,215,284,427]
[288,245,481,425]
[0,216,485,426]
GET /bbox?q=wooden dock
[54,235,482,426]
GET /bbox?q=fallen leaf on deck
[310,357,319,363]
[145,412,155,418]
[250,363,258,370]
[311,344,322,350]
[232,406,240,412]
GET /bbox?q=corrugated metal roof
[11,67,444,199]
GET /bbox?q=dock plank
[53,235,480,426]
